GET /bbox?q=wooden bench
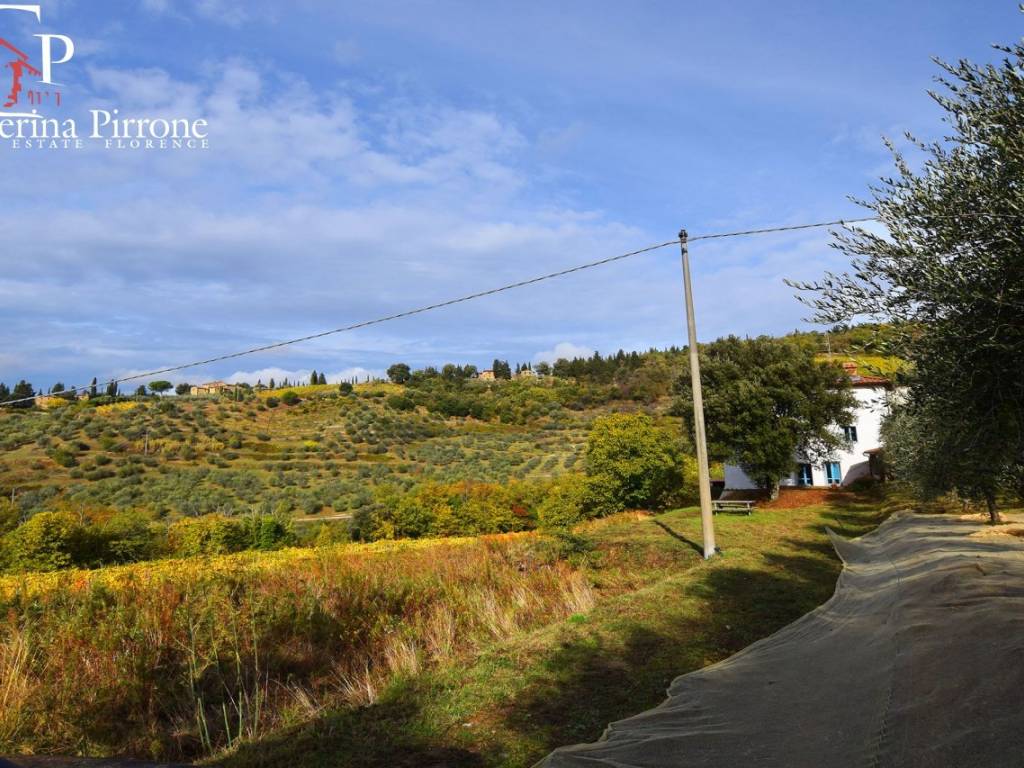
[711,499,755,515]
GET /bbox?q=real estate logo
[0,3,72,113]
[0,3,208,151]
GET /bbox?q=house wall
[724,385,890,490]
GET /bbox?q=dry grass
[0,532,591,761]
[0,627,33,747]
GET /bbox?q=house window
[826,462,842,485]
[843,425,858,442]
[797,463,813,486]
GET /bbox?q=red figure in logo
[1,38,41,109]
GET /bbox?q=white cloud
[74,60,526,193]
[534,342,595,364]
[0,54,854,390]
[140,0,248,25]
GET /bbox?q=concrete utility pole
[679,229,717,559]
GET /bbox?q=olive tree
[789,30,1024,521]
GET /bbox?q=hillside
[0,492,889,765]
[0,379,623,527]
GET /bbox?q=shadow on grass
[222,510,875,768]
[498,550,846,764]
[222,686,487,768]
[649,518,704,556]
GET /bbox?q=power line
[2,212,1005,408]
[689,217,876,241]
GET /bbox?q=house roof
[841,362,891,389]
[850,374,891,388]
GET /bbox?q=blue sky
[0,0,1018,390]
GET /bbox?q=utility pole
[679,229,717,559]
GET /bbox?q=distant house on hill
[478,370,496,381]
[724,362,894,491]
[190,381,237,397]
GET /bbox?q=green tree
[676,336,855,496]
[101,511,162,564]
[536,475,589,529]
[0,498,20,536]
[387,363,412,385]
[149,380,173,396]
[241,515,296,551]
[492,360,512,380]
[175,382,192,396]
[310,370,318,386]
[789,31,1024,521]
[89,377,98,398]
[169,515,248,556]
[338,382,353,395]
[10,380,34,408]
[584,413,693,514]
[318,372,327,385]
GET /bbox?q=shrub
[536,475,589,530]
[584,413,693,515]
[3,512,94,572]
[48,448,77,468]
[386,394,415,412]
[100,511,163,564]
[280,391,300,406]
[242,515,296,551]
[168,515,248,557]
[0,499,20,536]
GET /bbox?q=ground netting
[538,512,1024,768]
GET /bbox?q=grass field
[216,492,889,768]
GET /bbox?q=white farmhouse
[723,362,892,490]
